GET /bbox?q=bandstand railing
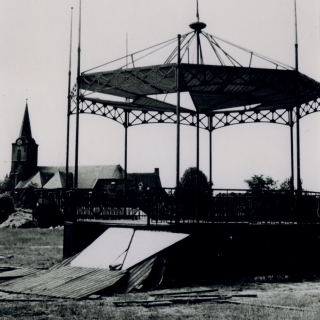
[33,188,320,226]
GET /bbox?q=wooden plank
[231,294,258,298]
[168,294,225,298]
[115,296,232,307]
[142,301,173,308]
[159,296,232,303]
[149,288,219,296]
[212,299,310,311]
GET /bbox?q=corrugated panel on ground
[0,267,39,279]
[125,255,157,293]
[49,253,80,270]
[0,266,126,299]
[45,268,125,299]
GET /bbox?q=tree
[244,174,277,191]
[0,175,11,194]
[20,182,40,209]
[180,167,211,190]
[279,177,303,191]
[179,167,211,221]
[279,178,292,190]
[0,192,14,223]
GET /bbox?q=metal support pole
[176,34,181,189]
[294,0,301,193]
[196,112,200,222]
[66,8,73,191]
[296,105,302,192]
[175,34,181,225]
[196,112,200,174]
[289,110,295,192]
[293,0,302,281]
[209,116,213,187]
[294,0,302,197]
[74,0,81,189]
[197,31,200,65]
[195,26,201,222]
[124,111,128,216]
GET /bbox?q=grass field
[0,229,320,319]
[0,229,63,269]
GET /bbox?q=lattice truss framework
[70,97,320,131]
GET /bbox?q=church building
[9,104,162,193]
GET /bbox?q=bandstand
[60,3,320,280]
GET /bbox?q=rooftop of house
[15,165,162,190]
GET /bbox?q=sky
[0,0,319,191]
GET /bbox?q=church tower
[10,102,38,189]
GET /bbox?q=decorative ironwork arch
[70,96,320,131]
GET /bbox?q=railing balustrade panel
[33,188,320,225]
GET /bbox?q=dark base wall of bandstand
[64,221,320,283]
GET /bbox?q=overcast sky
[0,0,319,190]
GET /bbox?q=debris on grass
[113,291,255,307]
[0,210,37,229]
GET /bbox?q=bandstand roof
[80,63,320,114]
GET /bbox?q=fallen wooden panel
[122,231,189,270]
[0,266,126,299]
[71,228,134,269]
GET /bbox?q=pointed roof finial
[196,0,199,21]
[19,101,33,139]
[190,0,206,32]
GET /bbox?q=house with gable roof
[9,104,162,194]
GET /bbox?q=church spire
[19,100,32,139]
